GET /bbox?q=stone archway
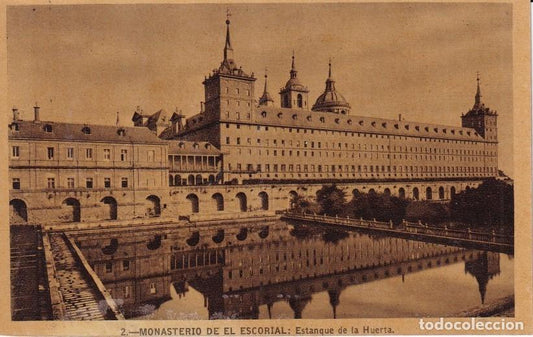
[438,186,445,200]
[236,192,247,212]
[398,188,406,199]
[212,193,224,211]
[10,199,27,224]
[412,187,419,201]
[289,191,298,209]
[62,198,81,222]
[186,194,199,213]
[426,187,433,200]
[101,196,118,220]
[145,195,161,217]
[258,192,269,211]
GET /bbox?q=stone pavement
[49,233,106,320]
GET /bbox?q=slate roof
[252,106,485,141]
[8,120,166,144]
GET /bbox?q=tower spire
[223,9,234,62]
[290,51,298,79]
[328,58,332,79]
[259,67,274,106]
[474,72,482,108]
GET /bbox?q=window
[86,178,93,188]
[11,146,20,158]
[150,282,157,294]
[226,137,230,145]
[67,178,75,188]
[47,177,55,189]
[120,149,128,161]
[82,126,91,134]
[47,147,54,159]
[124,286,131,298]
[12,178,20,190]
[67,147,74,159]
[121,177,128,188]
[104,178,111,188]
[105,262,112,273]
[103,149,111,160]
[147,150,155,162]
[122,260,130,271]
[85,148,93,159]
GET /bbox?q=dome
[313,90,351,112]
[284,77,306,91]
[312,62,351,114]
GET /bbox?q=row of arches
[169,174,217,186]
[184,191,269,214]
[9,195,162,224]
[352,185,459,201]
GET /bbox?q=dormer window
[424,127,429,132]
[261,111,267,118]
[178,142,185,149]
[382,123,387,128]
[117,128,126,136]
[371,121,376,127]
[306,115,312,121]
[292,114,298,120]
[43,124,53,132]
[359,120,364,126]
[10,123,19,131]
[434,128,438,133]
[415,126,420,131]
[205,143,211,149]
[319,117,325,123]
[405,125,409,130]
[334,118,340,124]
[277,113,283,118]
[193,143,199,149]
[347,119,352,125]
[82,126,91,134]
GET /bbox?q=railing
[402,221,513,245]
[282,211,514,247]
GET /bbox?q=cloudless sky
[7,3,513,175]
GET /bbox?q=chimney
[33,103,40,122]
[12,107,19,121]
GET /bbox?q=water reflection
[72,221,513,319]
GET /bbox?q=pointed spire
[290,51,298,79]
[223,9,234,62]
[325,60,336,91]
[116,111,120,126]
[259,67,274,106]
[474,72,482,108]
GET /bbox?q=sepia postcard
[1,0,532,336]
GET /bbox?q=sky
[7,3,513,175]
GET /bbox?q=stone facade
[8,19,499,225]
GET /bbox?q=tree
[315,184,347,215]
[449,178,513,228]
[405,201,449,224]
[347,192,408,225]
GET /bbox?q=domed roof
[284,77,306,91]
[312,62,351,114]
[280,54,309,93]
[313,90,350,110]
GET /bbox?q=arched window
[283,95,289,107]
[297,94,303,108]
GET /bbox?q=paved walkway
[49,233,106,320]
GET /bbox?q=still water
[72,220,513,319]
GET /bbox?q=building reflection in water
[71,221,504,319]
